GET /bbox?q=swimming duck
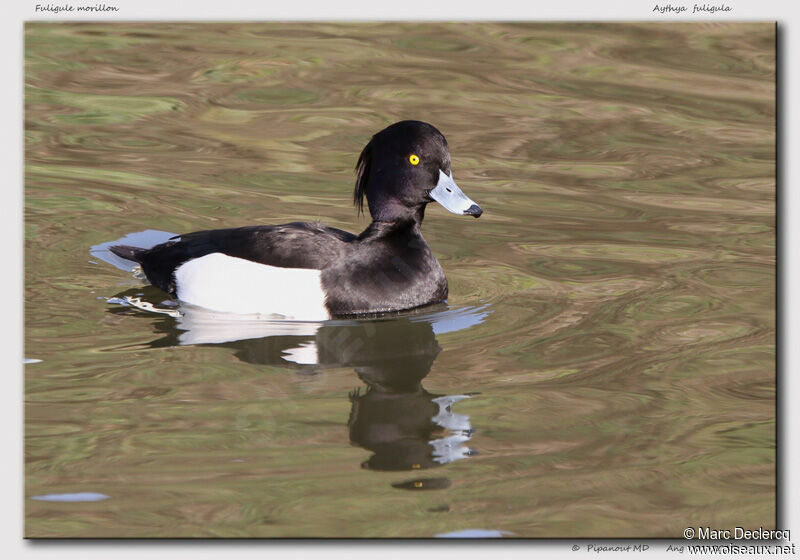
[110,120,482,319]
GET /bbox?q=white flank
[174,253,329,320]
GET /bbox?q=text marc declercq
[694,527,789,540]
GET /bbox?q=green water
[25,22,775,538]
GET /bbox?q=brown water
[24,22,775,538]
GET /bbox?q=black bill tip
[464,204,483,218]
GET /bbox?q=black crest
[354,137,373,216]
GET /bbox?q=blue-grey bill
[429,170,482,217]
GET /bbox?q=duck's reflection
[342,319,476,472]
[109,289,487,485]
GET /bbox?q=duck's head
[354,120,482,223]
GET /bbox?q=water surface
[25,22,775,538]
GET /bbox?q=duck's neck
[357,219,417,241]
[359,206,426,241]
[367,199,426,225]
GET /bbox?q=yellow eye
[409,154,420,165]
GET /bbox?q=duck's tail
[109,245,147,263]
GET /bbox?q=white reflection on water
[30,492,110,502]
[90,229,178,272]
[430,395,475,465]
[435,528,513,538]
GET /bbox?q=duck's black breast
[322,221,448,316]
[130,222,355,295]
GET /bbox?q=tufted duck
[110,120,482,319]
